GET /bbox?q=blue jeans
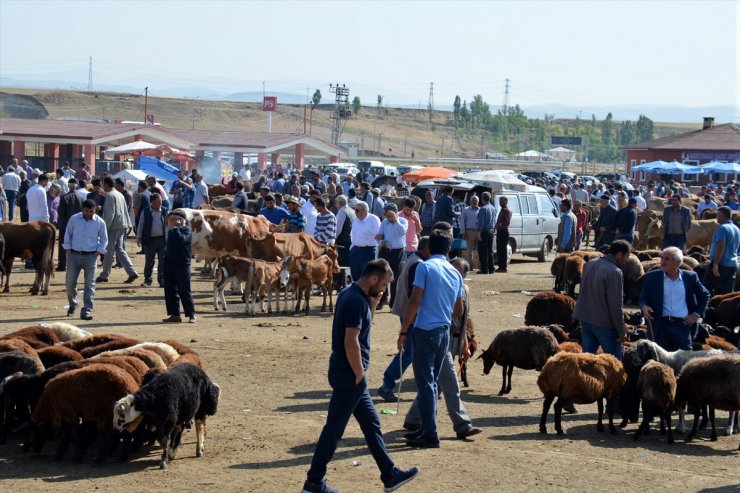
[65,252,97,316]
[655,318,693,351]
[5,190,16,222]
[411,325,449,440]
[349,246,377,281]
[581,322,622,360]
[307,369,395,484]
[663,234,686,251]
[100,228,137,279]
[381,325,415,392]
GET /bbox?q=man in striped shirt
[313,198,336,245]
[285,195,306,233]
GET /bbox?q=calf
[213,255,255,311]
[280,254,339,314]
[246,259,283,315]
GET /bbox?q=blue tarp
[137,155,179,180]
[700,161,740,173]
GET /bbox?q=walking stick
[645,314,656,342]
[396,351,404,415]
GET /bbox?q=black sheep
[113,363,220,469]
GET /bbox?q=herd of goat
[0,323,219,468]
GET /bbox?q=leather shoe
[80,313,93,321]
[95,276,108,283]
[124,274,139,284]
[162,315,182,323]
[377,387,398,403]
[403,430,422,440]
[402,422,420,432]
[405,435,440,448]
[477,270,489,275]
[456,426,483,440]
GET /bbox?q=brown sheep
[635,249,662,261]
[545,324,569,343]
[524,291,577,332]
[677,354,740,442]
[559,341,584,353]
[169,353,206,370]
[562,255,586,297]
[0,338,39,360]
[478,327,560,396]
[537,352,627,435]
[79,337,142,358]
[550,253,569,292]
[98,355,151,378]
[1,326,59,348]
[36,346,83,367]
[30,364,140,462]
[158,339,199,356]
[633,360,677,444]
[61,333,132,352]
[93,348,167,371]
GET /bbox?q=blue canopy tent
[631,160,670,172]
[699,161,740,173]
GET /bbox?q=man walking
[459,195,479,270]
[476,192,495,274]
[334,195,355,267]
[63,199,108,320]
[662,195,693,250]
[572,240,631,358]
[1,165,20,222]
[377,202,408,308]
[398,230,464,448]
[56,178,84,272]
[162,210,196,323]
[96,177,138,284]
[494,196,511,272]
[556,199,577,253]
[137,193,168,288]
[302,259,419,493]
[704,206,740,295]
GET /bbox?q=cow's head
[279,255,294,288]
[113,394,143,433]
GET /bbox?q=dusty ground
[0,242,738,493]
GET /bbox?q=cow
[249,232,339,264]
[686,219,719,248]
[246,259,283,315]
[213,255,255,311]
[0,222,56,296]
[0,232,6,285]
[280,254,340,314]
[635,209,658,250]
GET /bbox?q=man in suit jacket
[593,193,617,249]
[639,246,710,351]
[137,193,168,287]
[662,195,693,251]
[56,178,85,272]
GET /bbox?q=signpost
[551,136,582,146]
[146,114,155,125]
[263,96,277,133]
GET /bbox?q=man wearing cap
[593,193,617,249]
[376,202,408,308]
[285,195,306,233]
[371,188,386,219]
[349,201,380,281]
[63,199,108,320]
[259,194,290,225]
[662,195,693,250]
[162,210,196,323]
[56,178,85,272]
[1,165,20,222]
[614,197,638,245]
[334,195,355,267]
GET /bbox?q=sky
[1,0,739,117]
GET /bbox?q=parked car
[397,165,423,175]
[323,163,360,178]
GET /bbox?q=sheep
[478,327,560,396]
[113,363,220,469]
[622,255,645,303]
[458,316,477,388]
[635,249,663,261]
[676,354,740,443]
[37,322,91,342]
[546,324,569,343]
[1,325,59,349]
[97,355,151,379]
[618,346,641,429]
[60,333,132,352]
[0,338,39,360]
[524,291,577,332]
[36,345,83,367]
[169,353,206,370]
[550,253,569,292]
[559,341,583,353]
[693,324,737,350]
[93,348,168,371]
[562,255,586,297]
[0,352,45,443]
[79,337,142,358]
[158,339,199,356]
[127,342,180,366]
[31,364,140,462]
[633,360,677,444]
[537,352,627,435]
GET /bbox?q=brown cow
[249,232,339,264]
[0,222,56,295]
[635,210,658,250]
[246,259,283,315]
[280,254,340,314]
[213,255,255,311]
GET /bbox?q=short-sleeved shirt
[413,254,464,330]
[288,211,306,231]
[710,222,740,267]
[259,206,290,225]
[329,283,372,373]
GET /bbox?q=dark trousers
[57,229,67,270]
[702,264,737,296]
[143,237,166,285]
[379,247,403,305]
[307,370,395,484]
[349,246,377,281]
[163,262,195,317]
[336,240,351,267]
[663,234,686,251]
[20,205,28,222]
[496,229,509,270]
[655,318,693,351]
[478,230,494,273]
[5,190,16,222]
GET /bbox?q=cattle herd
[0,323,219,468]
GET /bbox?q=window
[630,159,636,167]
[526,195,538,215]
[640,159,646,164]
[640,172,646,181]
[502,195,520,214]
[537,194,558,217]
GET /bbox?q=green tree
[311,89,322,107]
[453,95,462,126]
[376,94,383,116]
[352,96,361,116]
[460,100,470,130]
[601,112,614,145]
[636,114,654,143]
[619,120,636,145]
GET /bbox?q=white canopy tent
[112,168,175,195]
[515,150,551,161]
[546,146,577,161]
[459,170,538,192]
[104,141,158,156]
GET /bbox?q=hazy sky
[1,0,739,112]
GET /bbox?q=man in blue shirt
[63,199,108,320]
[398,230,464,448]
[258,195,290,225]
[557,199,577,253]
[285,195,306,233]
[725,190,740,210]
[476,192,495,274]
[303,259,419,493]
[705,206,740,295]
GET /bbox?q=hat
[283,195,300,205]
[384,202,398,212]
[600,193,611,199]
[170,210,188,220]
[68,177,78,184]
[33,168,41,176]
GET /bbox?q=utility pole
[87,56,93,92]
[502,78,510,148]
[144,87,148,125]
[427,82,435,129]
[329,83,351,145]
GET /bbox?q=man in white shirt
[301,190,319,236]
[192,174,209,208]
[633,190,647,210]
[54,168,69,194]
[349,201,381,281]
[239,164,251,181]
[1,165,21,222]
[62,161,74,179]
[27,173,50,222]
[573,183,590,204]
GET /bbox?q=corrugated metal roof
[622,123,740,151]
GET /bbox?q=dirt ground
[0,243,738,493]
